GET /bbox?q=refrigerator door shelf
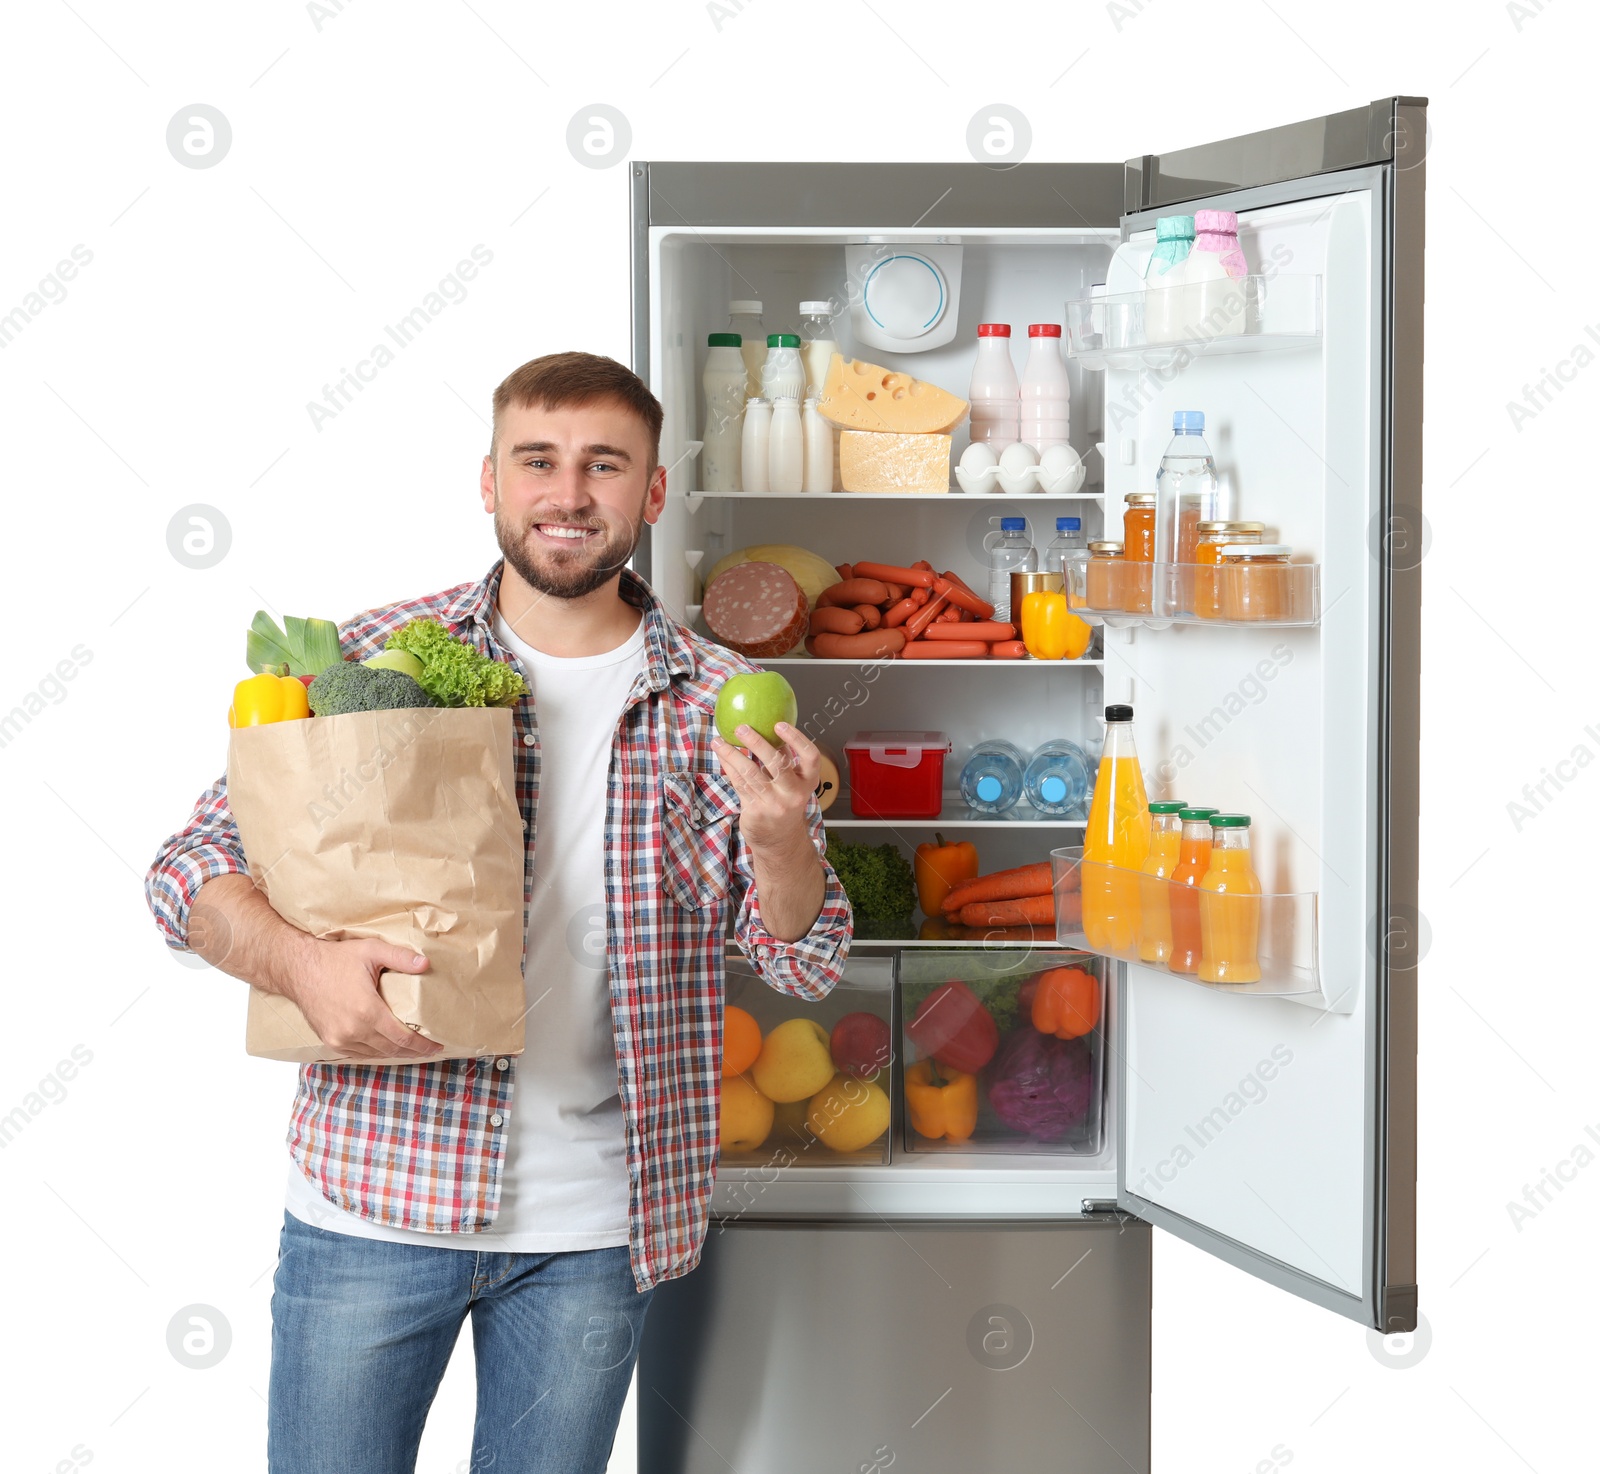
[1064,274,1323,371]
[1069,560,1322,629]
[1049,847,1342,1012]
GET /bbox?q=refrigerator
[629,96,1424,1473]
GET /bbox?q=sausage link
[806,629,908,660]
[809,606,866,636]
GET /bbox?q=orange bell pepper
[228,670,311,728]
[1030,966,1101,1039]
[1020,589,1093,661]
[914,832,980,917]
[904,1058,979,1142]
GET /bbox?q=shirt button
[489,1113,504,1127]
[522,732,535,746]
[495,1057,509,1070]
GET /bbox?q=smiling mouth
[532,522,601,545]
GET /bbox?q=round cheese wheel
[703,562,809,659]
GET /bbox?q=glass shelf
[685,488,1104,501]
[757,655,1104,668]
[1064,274,1322,371]
[1067,561,1320,629]
[825,794,1085,829]
[1049,846,1339,1009]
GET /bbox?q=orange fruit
[722,1006,762,1077]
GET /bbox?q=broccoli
[308,662,436,716]
[826,841,916,938]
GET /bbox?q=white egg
[997,441,1040,495]
[1037,444,1085,494]
[955,439,1000,493]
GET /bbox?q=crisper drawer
[638,1219,1151,1474]
[721,953,895,1168]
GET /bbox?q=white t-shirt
[284,609,647,1252]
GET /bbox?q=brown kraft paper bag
[226,706,528,1066]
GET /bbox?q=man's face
[480,397,666,600]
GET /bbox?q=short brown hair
[490,352,664,470]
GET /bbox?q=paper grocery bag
[227,707,528,1066]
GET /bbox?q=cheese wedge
[839,431,952,494]
[817,354,968,435]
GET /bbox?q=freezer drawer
[638,1219,1151,1474]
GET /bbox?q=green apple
[715,671,797,748]
[364,649,426,681]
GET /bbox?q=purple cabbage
[985,1029,1094,1141]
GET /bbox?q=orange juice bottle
[1081,705,1150,955]
[1167,807,1218,975]
[1137,801,1187,962]
[1199,814,1262,982]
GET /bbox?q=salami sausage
[703,561,809,658]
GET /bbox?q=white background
[0,1,1591,1471]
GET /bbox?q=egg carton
[955,442,1087,496]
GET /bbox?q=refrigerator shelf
[826,794,1085,829]
[1067,560,1321,629]
[757,655,1104,668]
[1050,847,1344,1010]
[1064,273,1322,371]
[684,488,1105,502]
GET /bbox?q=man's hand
[188,873,445,1061]
[712,721,826,943]
[711,720,819,852]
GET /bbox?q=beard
[494,503,642,600]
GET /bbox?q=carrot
[990,640,1028,659]
[922,621,1016,642]
[852,560,937,589]
[933,576,994,619]
[882,596,920,628]
[957,895,1057,927]
[834,563,854,581]
[853,603,882,630]
[940,861,1056,913]
[809,606,865,636]
[817,577,892,608]
[901,639,989,658]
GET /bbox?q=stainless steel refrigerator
[629,97,1424,1473]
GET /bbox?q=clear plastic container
[1219,544,1293,622]
[1156,411,1221,566]
[1023,739,1092,817]
[900,950,1105,1157]
[843,731,951,819]
[727,300,766,400]
[958,739,1026,814]
[1083,540,1125,612]
[985,517,1036,624]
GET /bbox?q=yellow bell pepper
[1020,590,1092,661]
[229,671,311,728]
[905,1058,979,1142]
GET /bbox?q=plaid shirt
[145,561,852,1291]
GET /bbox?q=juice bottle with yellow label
[1199,813,1263,982]
[1167,807,1218,975]
[1081,705,1150,955]
[1137,801,1187,963]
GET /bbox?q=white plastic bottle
[727,301,766,399]
[1141,215,1194,344]
[767,398,803,494]
[799,302,838,398]
[985,516,1037,624]
[968,323,1020,449]
[700,332,747,493]
[759,333,806,402]
[740,398,771,494]
[1182,209,1249,339]
[801,397,832,493]
[1019,324,1070,451]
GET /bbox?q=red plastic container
[843,731,951,819]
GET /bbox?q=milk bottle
[700,333,747,493]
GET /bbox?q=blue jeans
[268,1211,653,1474]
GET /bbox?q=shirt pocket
[660,770,742,911]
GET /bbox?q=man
[144,351,852,1473]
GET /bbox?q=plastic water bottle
[985,516,1036,624]
[1155,411,1220,568]
[1041,517,1086,575]
[1024,739,1093,817]
[959,740,1026,814]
